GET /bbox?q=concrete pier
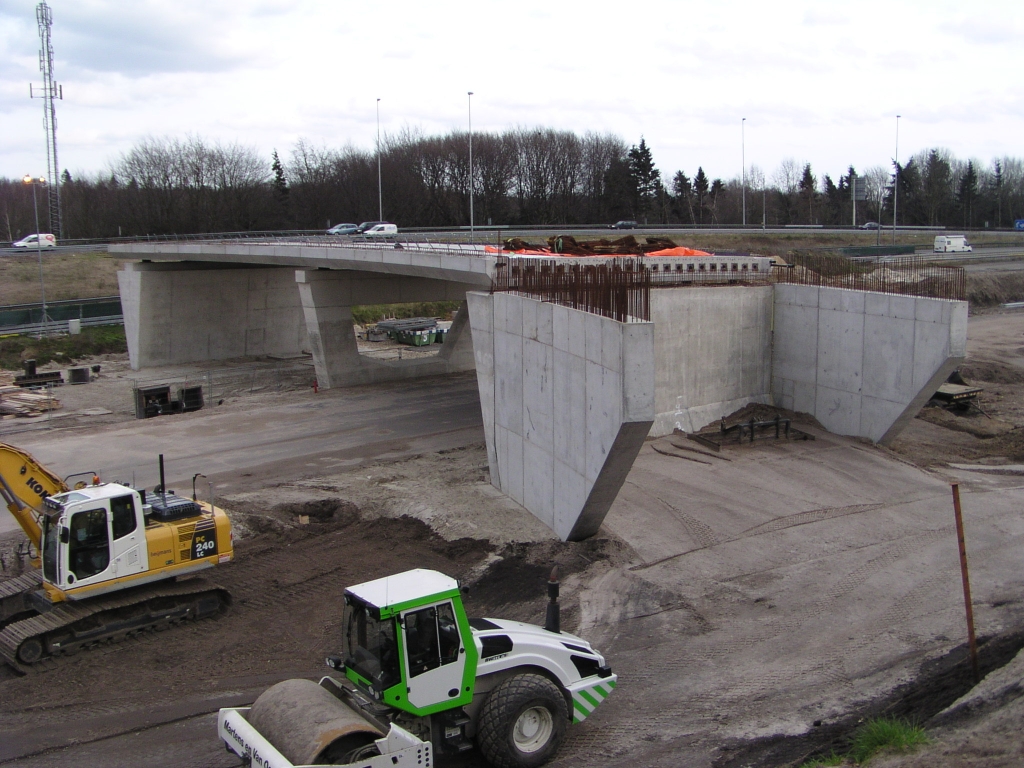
[467,292,654,541]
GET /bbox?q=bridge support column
[296,270,361,389]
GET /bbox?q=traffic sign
[1015,219,1024,231]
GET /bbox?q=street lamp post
[467,91,474,236]
[376,98,383,222]
[893,114,901,245]
[741,118,746,227]
[22,174,49,335]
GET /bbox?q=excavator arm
[0,443,68,551]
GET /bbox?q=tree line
[2,130,1023,242]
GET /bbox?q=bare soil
[3,277,1024,768]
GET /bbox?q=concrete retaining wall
[467,292,654,541]
[118,262,307,369]
[772,284,968,444]
[651,285,773,435]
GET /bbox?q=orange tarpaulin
[646,247,711,257]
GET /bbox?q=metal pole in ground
[951,483,980,683]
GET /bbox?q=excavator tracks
[0,577,230,674]
[0,570,42,625]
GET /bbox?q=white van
[12,233,56,248]
[363,223,398,236]
[934,235,972,253]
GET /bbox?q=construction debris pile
[0,377,61,417]
[489,235,711,258]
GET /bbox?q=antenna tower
[30,2,63,238]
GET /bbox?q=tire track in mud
[624,479,720,549]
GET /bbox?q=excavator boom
[0,442,68,551]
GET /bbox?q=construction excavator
[0,441,232,670]
[219,568,616,768]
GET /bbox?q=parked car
[610,220,638,230]
[362,222,398,236]
[859,221,880,230]
[327,222,358,235]
[13,233,56,248]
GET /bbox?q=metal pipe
[951,483,980,683]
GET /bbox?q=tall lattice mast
[30,2,63,238]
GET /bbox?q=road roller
[218,567,616,768]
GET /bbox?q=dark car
[610,220,638,230]
[356,221,384,233]
[327,223,359,235]
[859,221,880,230]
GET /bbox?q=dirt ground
[2,295,1024,767]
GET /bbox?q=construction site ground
[2,311,1024,767]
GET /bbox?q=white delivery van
[933,235,972,253]
[12,233,56,248]
[363,222,398,236]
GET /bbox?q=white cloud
[0,0,1021,185]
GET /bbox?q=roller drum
[247,679,384,765]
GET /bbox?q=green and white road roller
[218,567,616,768]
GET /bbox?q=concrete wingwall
[772,284,968,444]
[118,262,308,369]
[651,285,773,436]
[467,292,654,541]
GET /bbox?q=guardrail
[0,315,124,337]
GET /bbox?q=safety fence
[773,253,966,301]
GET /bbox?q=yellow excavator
[0,441,232,670]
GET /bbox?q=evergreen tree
[627,137,660,223]
[693,167,709,224]
[61,169,72,185]
[672,170,694,224]
[798,164,816,222]
[271,149,290,226]
[958,161,978,228]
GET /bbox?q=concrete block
[816,308,865,393]
[891,295,918,321]
[772,304,819,384]
[584,312,604,365]
[506,429,525,506]
[522,339,554,453]
[536,302,554,346]
[818,287,866,314]
[522,299,539,341]
[912,319,953,390]
[567,309,586,359]
[553,348,587,476]
[585,361,622,482]
[864,293,890,317]
[779,284,820,308]
[552,462,587,536]
[622,323,656,422]
[862,315,915,401]
[915,297,944,323]
[601,318,623,372]
[523,441,554,528]
[494,329,523,434]
[950,302,968,356]
[792,380,818,415]
[552,304,570,353]
[814,385,863,436]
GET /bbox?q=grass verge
[798,718,928,767]
[848,717,928,762]
[0,325,127,370]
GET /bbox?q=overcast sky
[1,0,1021,186]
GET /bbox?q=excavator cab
[40,485,148,598]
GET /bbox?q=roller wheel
[476,674,568,768]
[17,637,44,664]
